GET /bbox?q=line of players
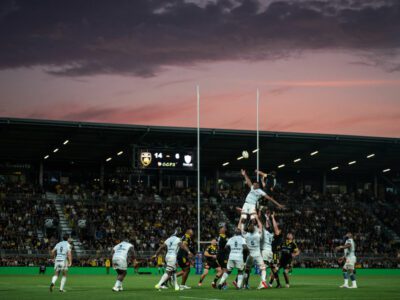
[48,168,357,292]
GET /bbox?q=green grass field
[1,273,400,300]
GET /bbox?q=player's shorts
[271,252,280,265]
[177,255,190,269]
[279,255,292,269]
[205,259,219,269]
[112,257,128,271]
[54,260,68,271]
[217,254,227,269]
[165,255,177,271]
[261,248,273,264]
[245,254,265,269]
[344,256,356,270]
[242,203,256,215]
[227,259,245,271]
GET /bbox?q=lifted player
[278,232,300,288]
[198,238,221,286]
[218,228,248,290]
[111,239,135,292]
[336,232,357,289]
[49,234,72,292]
[239,169,284,232]
[154,231,193,291]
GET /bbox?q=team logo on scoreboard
[140,152,152,167]
[183,154,193,167]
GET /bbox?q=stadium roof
[0,117,399,175]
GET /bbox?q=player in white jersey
[111,239,135,292]
[242,219,269,289]
[238,169,284,232]
[217,228,248,290]
[336,232,357,288]
[153,232,193,291]
[49,234,72,292]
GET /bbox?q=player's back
[344,238,356,258]
[261,228,273,250]
[227,235,247,261]
[245,231,261,256]
[113,241,134,261]
[165,236,181,258]
[54,241,71,262]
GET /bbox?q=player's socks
[213,274,221,284]
[219,272,229,285]
[157,273,170,287]
[283,272,289,285]
[350,274,357,287]
[51,275,58,284]
[60,276,67,291]
[261,269,266,282]
[237,274,243,289]
[343,272,349,286]
[274,271,281,287]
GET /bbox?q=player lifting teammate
[49,234,72,292]
[217,228,248,290]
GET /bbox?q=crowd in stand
[0,181,399,268]
[0,184,59,251]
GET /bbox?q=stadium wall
[0,267,399,276]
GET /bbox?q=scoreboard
[135,148,196,170]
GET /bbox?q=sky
[0,0,399,137]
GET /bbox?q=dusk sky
[0,0,399,137]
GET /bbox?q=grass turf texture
[1,272,400,300]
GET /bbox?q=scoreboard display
[136,148,196,170]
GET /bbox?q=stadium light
[53,148,59,153]
[278,164,285,168]
[106,157,112,162]
[367,153,375,158]
[288,180,294,184]
[117,151,124,156]
[63,140,69,145]
[237,156,244,160]
[252,149,259,153]
[293,158,301,163]
[348,161,356,165]
[382,168,391,173]
[222,162,230,166]
[331,166,339,171]
[44,155,49,159]
[310,150,319,156]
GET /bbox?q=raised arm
[263,194,285,209]
[256,170,268,178]
[241,169,252,189]
[271,212,281,236]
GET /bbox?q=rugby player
[336,232,357,289]
[49,234,72,292]
[111,239,135,292]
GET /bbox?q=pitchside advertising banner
[135,148,196,170]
